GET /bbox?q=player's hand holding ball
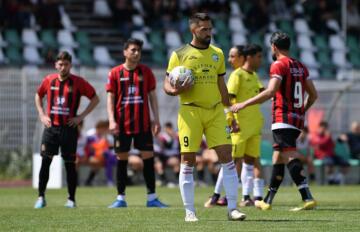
[168,66,194,94]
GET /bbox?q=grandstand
[0,0,359,184]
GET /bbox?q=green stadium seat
[151,49,166,66]
[249,33,263,46]
[260,140,273,166]
[335,141,359,166]
[349,53,360,68]
[4,29,22,47]
[40,30,58,48]
[149,30,163,48]
[289,45,299,59]
[75,31,92,48]
[182,31,192,44]
[317,50,332,67]
[346,35,359,52]
[278,20,296,38]
[314,35,328,51]
[6,47,23,65]
[214,18,230,35]
[78,48,96,66]
[320,67,335,79]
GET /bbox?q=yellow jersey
[167,44,226,109]
[227,68,264,126]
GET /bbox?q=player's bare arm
[232,77,281,112]
[163,74,192,96]
[35,93,51,128]
[303,79,318,112]
[107,92,119,134]
[148,90,161,136]
[67,95,99,127]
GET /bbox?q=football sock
[264,164,285,204]
[222,161,239,212]
[64,161,77,202]
[116,159,128,195]
[117,194,125,201]
[197,169,205,182]
[241,162,254,198]
[179,164,195,214]
[143,157,156,194]
[287,159,313,201]
[254,178,265,200]
[38,156,53,197]
[147,193,157,201]
[214,167,223,194]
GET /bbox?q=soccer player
[232,32,318,211]
[34,51,99,208]
[106,38,167,208]
[204,44,246,208]
[164,12,246,222]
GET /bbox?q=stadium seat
[132,15,144,28]
[319,67,335,79]
[214,18,230,35]
[300,51,319,68]
[57,30,78,48]
[317,50,332,67]
[131,30,152,50]
[260,140,273,166]
[0,32,8,47]
[346,35,360,52]
[75,31,92,48]
[249,33,263,47]
[59,6,77,32]
[93,46,115,66]
[313,35,328,51]
[78,48,96,66]
[294,18,312,35]
[297,34,315,51]
[93,0,112,17]
[349,52,360,68]
[278,20,295,38]
[335,141,359,166]
[23,46,43,65]
[216,33,230,52]
[264,33,272,48]
[5,47,23,65]
[151,49,166,66]
[165,30,182,48]
[0,48,6,64]
[22,29,42,47]
[149,30,163,47]
[4,29,22,48]
[40,30,58,48]
[308,68,319,79]
[231,32,247,46]
[230,1,242,16]
[332,50,349,68]
[329,35,346,51]
[229,17,247,33]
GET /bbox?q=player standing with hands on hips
[164,13,246,222]
[232,32,318,211]
[34,51,99,208]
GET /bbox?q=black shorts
[272,128,301,152]
[41,126,78,161]
[114,131,153,153]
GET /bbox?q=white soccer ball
[168,66,194,88]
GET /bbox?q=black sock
[287,159,313,201]
[243,195,251,201]
[198,169,205,182]
[116,160,128,195]
[64,161,77,202]
[85,170,97,186]
[38,156,53,197]
[211,173,218,184]
[264,164,285,204]
[254,196,263,201]
[143,157,156,195]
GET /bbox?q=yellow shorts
[231,122,263,158]
[178,104,231,153]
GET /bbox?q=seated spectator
[339,121,360,160]
[310,121,350,185]
[296,127,315,182]
[155,122,180,187]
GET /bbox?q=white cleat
[228,209,246,221]
[64,199,76,208]
[185,212,199,222]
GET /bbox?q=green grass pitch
[1,185,360,231]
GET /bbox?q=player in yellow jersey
[204,45,246,208]
[163,13,246,222]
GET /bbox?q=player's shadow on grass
[315,208,360,212]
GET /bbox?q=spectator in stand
[109,0,136,37]
[296,127,315,182]
[346,0,360,36]
[310,121,349,185]
[339,121,360,160]
[308,0,340,35]
[2,0,34,29]
[245,0,269,34]
[35,0,62,29]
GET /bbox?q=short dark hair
[189,13,211,26]
[234,45,245,56]
[243,44,263,56]
[123,38,143,50]
[165,122,173,128]
[56,51,72,62]
[319,121,329,128]
[270,31,291,50]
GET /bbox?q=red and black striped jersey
[269,56,309,130]
[106,64,156,135]
[37,73,96,126]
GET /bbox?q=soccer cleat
[146,198,168,208]
[216,196,228,206]
[228,209,246,221]
[239,199,254,207]
[34,197,46,209]
[108,199,127,208]
[185,212,199,222]
[255,200,272,211]
[290,200,317,212]
[64,199,76,208]
[204,195,219,208]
